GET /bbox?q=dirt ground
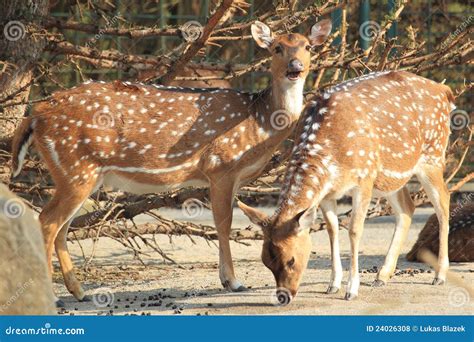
[54,206,474,315]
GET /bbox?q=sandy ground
[54,206,474,315]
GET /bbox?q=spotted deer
[11,20,332,303]
[238,70,455,303]
[407,201,474,262]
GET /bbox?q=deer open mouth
[286,70,302,81]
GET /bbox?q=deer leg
[40,181,96,301]
[345,186,372,300]
[54,215,90,304]
[416,166,450,285]
[210,181,245,292]
[374,187,414,286]
[320,199,342,294]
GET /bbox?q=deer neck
[270,77,305,118]
[273,120,336,226]
[250,78,306,140]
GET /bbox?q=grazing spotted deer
[238,70,455,302]
[11,20,332,302]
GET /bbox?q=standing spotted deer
[238,70,455,303]
[11,20,332,303]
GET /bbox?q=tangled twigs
[160,0,241,85]
[69,214,326,242]
[71,188,209,228]
[43,18,180,38]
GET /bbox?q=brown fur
[137,67,232,89]
[407,201,474,262]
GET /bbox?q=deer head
[237,201,315,304]
[251,19,332,84]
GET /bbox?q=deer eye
[287,257,295,268]
[274,45,283,54]
[305,45,312,51]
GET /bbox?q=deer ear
[309,19,332,46]
[292,206,317,234]
[237,200,269,227]
[251,21,274,49]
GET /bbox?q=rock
[0,184,55,314]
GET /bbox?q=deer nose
[288,59,304,72]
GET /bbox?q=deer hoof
[371,279,386,287]
[222,280,247,292]
[233,285,248,292]
[55,299,65,308]
[432,278,445,286]
[326,286,339,294]
[344,292,357,301]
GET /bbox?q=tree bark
[0,0,49,150]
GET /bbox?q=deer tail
[11,116,34,178]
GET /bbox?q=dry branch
[160,0,239,85]
[44,18,179,38]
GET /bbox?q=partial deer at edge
[239,70,454,303]
[11,20,332,303]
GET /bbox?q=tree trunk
[0,0,49,150]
